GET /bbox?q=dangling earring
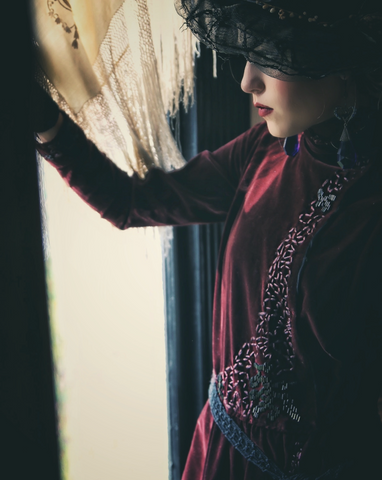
[283,134,300,156]
[334,105,357,169]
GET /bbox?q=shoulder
[210,121,281,184]
[215,120,278,159]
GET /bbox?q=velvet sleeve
[35,114,258,229]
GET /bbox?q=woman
[35,1,382,478]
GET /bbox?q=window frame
[164,47,251,479]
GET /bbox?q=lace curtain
[31,0,198,176]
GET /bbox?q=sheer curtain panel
[31,0,198,176]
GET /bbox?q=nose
[241,62,265,95]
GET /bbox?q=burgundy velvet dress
[37,115,382,479]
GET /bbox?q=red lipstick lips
[254,102,273,118]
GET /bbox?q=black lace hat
[175,0,382,80]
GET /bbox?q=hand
[31,81,60,135]
[36,113,64,143]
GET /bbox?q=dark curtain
[164,47,251,480]
[0,2,61,479]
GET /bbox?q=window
[41,161,169,480]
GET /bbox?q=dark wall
[0,2,61,479]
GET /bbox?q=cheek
[291,79,343,121]
[269,85,309,130]
[271,83,308,118]
[290,85,321,115]
[277,83,327,126]
[265,79,341,137]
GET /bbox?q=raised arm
[36,111,256,229]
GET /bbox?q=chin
[266,121,302,139]
[266,123,290,139]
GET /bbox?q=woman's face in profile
[241,62,347,138]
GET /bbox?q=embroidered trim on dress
[210,378,287,479]
[219,168,360,424]
[210,378,349,480]
[255,170,349,374]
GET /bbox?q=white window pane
[41,161,169,480]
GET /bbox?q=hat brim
[175,0,382,80]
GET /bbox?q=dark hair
[355,68,382,106]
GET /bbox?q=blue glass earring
[334,105,357,169]
[283,135,300,156]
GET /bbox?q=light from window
[41,160,169,480]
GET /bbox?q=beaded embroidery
[218,169,359,423]
[210,378,349,479]
[315,188,336,213]
[47,0,79,49]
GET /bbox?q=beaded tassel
[334,106,358,169]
